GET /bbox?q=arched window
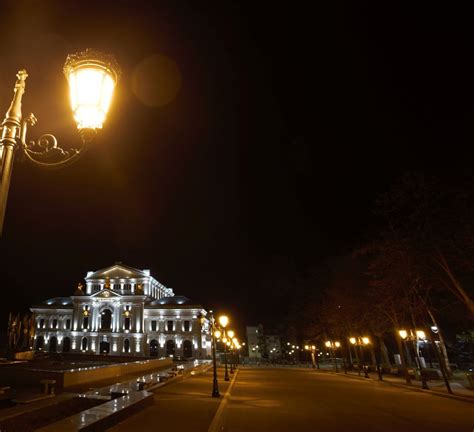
[166,340,175,357]
[36,335,44,350]
[49,336,57,352]
[63,337,71,353]
[124,339,130,353]
[100,340,110,354]
[183,340,193,358]
[82,337,88,351]
[150,340,159,357]
[100,309,112,331]
[52,319,58,329]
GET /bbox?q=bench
[40,379,56,395]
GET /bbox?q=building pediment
[90,289,122,299]
[86,263,149,281]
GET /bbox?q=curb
[315,370,474,404]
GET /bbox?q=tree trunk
[381,340,391,366]
[427,308,452,377]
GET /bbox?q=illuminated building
[30,263,211,358]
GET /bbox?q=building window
[151,320,157,331]
[36,336,44,350]
[52,319,58,329]
[83,316,89,330]
[113,283,121,290]
[166,340,175,357]
[93,284,100,291]
[184,321,190,332]
[124,339,130,353]
[66,319,71,329]
[39,319,45,328]
[124,317,131,330]
[49,336,57,352]
[167,321,173,332]
[100,309,112,331]
[82,337,88,351]
[183,340,193,358]
[63,337,71,353]
[124,283,131,290]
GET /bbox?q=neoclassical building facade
[31,263,211,358]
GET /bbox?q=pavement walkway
[317,367,474,401]
[109,367,233,431]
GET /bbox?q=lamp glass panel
[68,67,115,129]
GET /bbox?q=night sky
[1,2,474,337]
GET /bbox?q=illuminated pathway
[109,367,473,431]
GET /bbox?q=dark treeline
[276,172,474,372]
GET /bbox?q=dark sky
[1,1,474,336]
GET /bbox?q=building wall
[31,265,212,359]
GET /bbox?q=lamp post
[304,344,319,369]
[227,330,235,374]
[0,49,120,235]
[218,315,230,381]
[231,337,239,371]
[349,336,370,377]
[399,329,429,389]
[325,341,340,372]
[207,311,220,398]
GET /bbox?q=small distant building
[246,325,264,359]
[30,263,212,358]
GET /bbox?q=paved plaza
[109,367,474,432]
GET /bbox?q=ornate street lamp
[0,49,120,234]
[349,336,371,378]
[227,330,235,374]
[325,340,340,372]
[199,311,220,398]
[399,329,429,389]
[219,315,230,381]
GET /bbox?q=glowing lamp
[227,330,235,339]
[349,337,356,345]
[399,330,408,339]
[335,341,341,348]
[218,315,229,328]
[214,329,222,339]
[325,341,331,348]
[416,330,426,340]
[304,345,309,350]
[64,49,120,130]
[362,337,370,345]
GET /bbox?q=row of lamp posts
[303,328,452,393]
[204,311,241,398]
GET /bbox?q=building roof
[145,296,201,308]
[32,297,73,308]
[85,263,150,280]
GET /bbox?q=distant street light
[304,344,319,369]
[399,329,429,389]
[0,49,120,234]
[349,336,371,377]
[227,330,235,374]
[325,341,341,372]
[218,315,230,381]
[199,311,220,397]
